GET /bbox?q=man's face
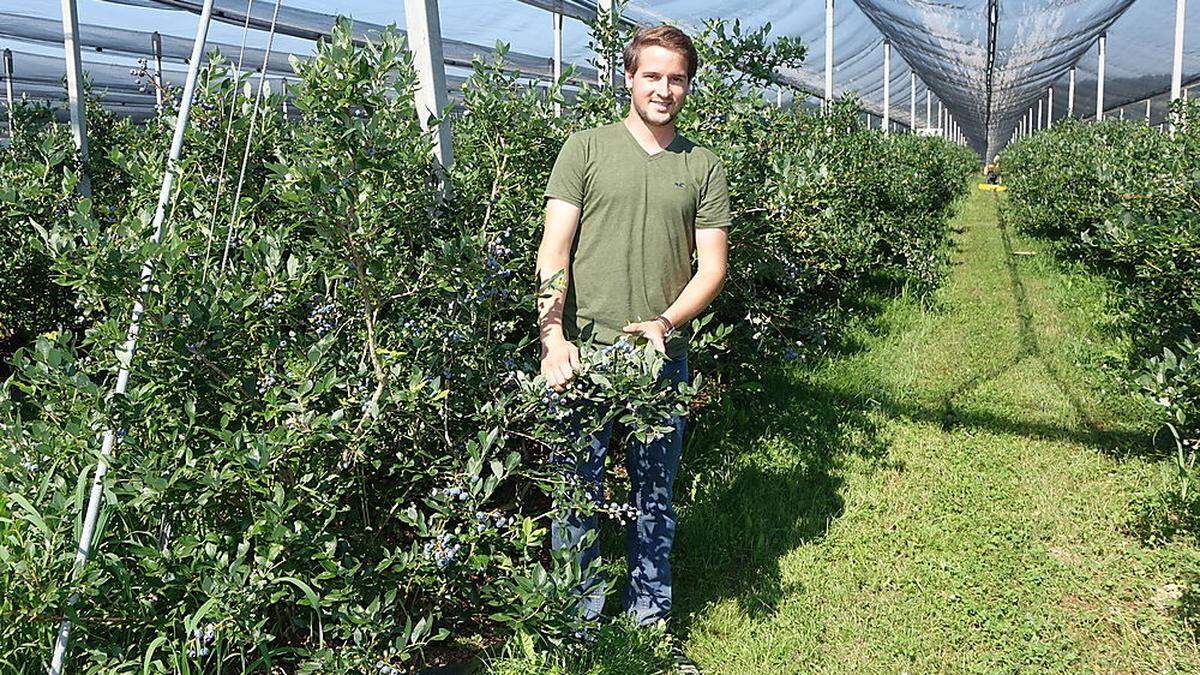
[625,45,690,127]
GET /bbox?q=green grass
[491,188,1200,673]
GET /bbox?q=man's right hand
[540,337,581,393]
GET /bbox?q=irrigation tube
[47,0,217,671]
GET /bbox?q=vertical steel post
[405,0,454,172]
[47,0,217,671]
[825,0,834,111]
[1095,33,1106,121]
[3,49,13,138]
[909,73,916,133]
[1146,97,1152,122]
[882,41,890,133]
[1171,0,1186,133]
[1067,66,1075,117]
[925,90,931,129]
[598,0,613,87]
[1119,107,1125,120]
[1037,98,1043,130]
[60,0,91,197]
[552,5,563,116]
[152,31,164,110]
[1047,86,1053,127]
[280,78,288,119]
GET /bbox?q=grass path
[669,188,1200,672]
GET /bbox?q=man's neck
[622,112,676,154]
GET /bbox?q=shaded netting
[851,0,1199,157]
[102,0,600,82]
[0,11,299,75]
[3,0,1198,155]
[1051,0,1200,126]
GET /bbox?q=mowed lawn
[668,188,1200,672]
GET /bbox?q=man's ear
[624,70,634,90]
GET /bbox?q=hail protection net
[1,0,1198,158]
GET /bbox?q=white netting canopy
[2,0,1198,158]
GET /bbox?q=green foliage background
[0,14,972,672]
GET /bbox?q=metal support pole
[60,0,91,197]
[598,0,613,87]
[937,101,944,136]
[3,49,13,138]
[882,41,890,133]
[1146,97,1152,122]
[280,78,288,119]
[1171,0,1186,133]
[1068,67,1075,117]
[47,1,217,671]
[404,0,454,173]
[925,90,931,129]
[776,87,782,107]
[1119,107,1125,120]
[1047,86,1054,127]
[152,31,164,110]
[825,0,834,111]
[909,73,916,133]
[552,7,563,116]
[1095,33,1106,121]
[1037,98,1043,130]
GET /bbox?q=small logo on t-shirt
[674,181,686,188]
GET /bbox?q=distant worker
[534,21,730,647]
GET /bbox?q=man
[534,24,730,630]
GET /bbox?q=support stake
[405,0,454,173]
[47,0,217,672]
[825,0,834,111]
[882,41,890,133]
[3,49,13,138]
[552,4,563,116]
[1170,0,1186,133]
[598,0,613,87]
[1095,33,1106,121]
[152,31,164,110]
[60,0,91,197]
[909,73,916,133]
[1067,67,1075,117]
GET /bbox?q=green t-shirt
[544,121,731,359]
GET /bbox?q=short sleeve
[544,132,587,208]
[695,159,732,229]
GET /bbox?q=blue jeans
[550,353,689,626]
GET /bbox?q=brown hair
[622,25,698,82]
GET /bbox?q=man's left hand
[622,320,668,353]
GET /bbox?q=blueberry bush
[1000,101,1200,537]
[1,15,972,672]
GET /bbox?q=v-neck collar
[620,120,679,161]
